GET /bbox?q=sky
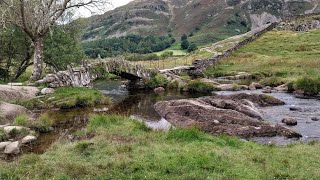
[77,0,134,18]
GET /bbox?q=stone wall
[191,22,278,77]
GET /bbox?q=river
[24,80,320,155]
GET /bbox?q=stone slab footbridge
[36,59,156,88]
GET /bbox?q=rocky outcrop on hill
[154,93,300,138]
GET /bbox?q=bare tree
[0,0,110,80]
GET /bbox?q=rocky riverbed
[154,93,301,139]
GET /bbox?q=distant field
[133,51,214,70]
[204,29,320,82]
[155,50,187,56]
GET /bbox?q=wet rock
[262,86,272,93]
[250,82,263,89]
[3,126,25,134]
[289,106,302,111]
[282,117,298,126]
[7,83,23,86]
[0,142,11,150]
[154,94,300,138]
[249,83,256,90]
[218,84,248,91]
[154,87,166,93]
[275,84,288,92]
[93,107,109,113]
[41,88,55,95]
[4,141,20,154]
[200,78,220,85]
[21,135,37,144]
[311,117,320,121]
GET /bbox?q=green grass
[295,76,320,95]
[1,115,320,179]
[145,74,169,89]
[14,115,29,126]
[186,80,220,94]
[155,50,187,56]
[16,87,111,109]
[204,30,320,83]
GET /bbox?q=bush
[168,80,180,90]
[0,128,8,141]
[186,80,219,93]
[32,114,54,132]
[295,76,320,95]
[145,74,169,89]
[259,77,286,87]
[14,115,29,126]
[160,51,174,59]
[187,43,198,52]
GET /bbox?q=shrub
[14,115,29,126]
[160,51,174,59]
[33,114,54,132]
[145,74,169,89]
[259,77,286,87]
[187,43,198,52]
[168,80,180,90]
[186,80,219,93]
[0,128,8,141]
[295,76,320,95]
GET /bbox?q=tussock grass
[186,80,220,93]
[1,115,320,179]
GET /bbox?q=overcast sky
[77,0,134,17]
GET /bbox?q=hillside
[204,15,320,86]
[82,0,320,46]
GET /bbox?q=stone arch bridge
[36,59,156,88]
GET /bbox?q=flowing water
[20,80,320,156]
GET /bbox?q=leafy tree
[0,26,32,81]
[181,34,188,41]
[44,25,84,71]
[0,0,109,80]
[83,34,175,58]
[188,43,198,52]
[180,34,190,50]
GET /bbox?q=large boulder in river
[154,93,300,138]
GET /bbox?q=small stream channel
[23,80,320,155]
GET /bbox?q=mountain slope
[82,0,320,45]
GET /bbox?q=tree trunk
[30,37,44,81]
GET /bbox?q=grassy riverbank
[1,115,319,179]
[204,30,320,84]
[16,87,111,109]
